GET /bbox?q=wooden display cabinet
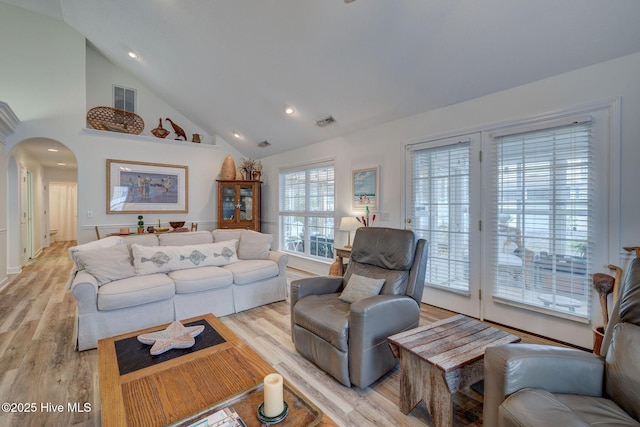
[216,180,261,231]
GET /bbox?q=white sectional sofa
[68,229,288,350]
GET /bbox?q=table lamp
[339,217,360,248]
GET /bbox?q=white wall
[261,52,640,274]
[86,44,212,144]
[1,1,245,267]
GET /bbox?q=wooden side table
[387,315,521,427]
[334,247,352,275]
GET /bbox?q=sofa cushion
[122,234,159,248]
[605,322,640,421]
[73,244,136,286]
[97,273,175,310]
[555,394,640,426]
[499,388,639,427]
[294,293,350,352]
[158,231,213,246]
[132,241,239,275]
[169,266,234,294]
[238,230,272,260]
[70,235,124,266]
[213,229,242,242]
[222,260,279,285]
[339,274,385,303]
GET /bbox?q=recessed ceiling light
[57,162,66,166]
[127,50,139,59]
[284,105,295,115]
[47,148,59,152]
[233,132,241,139]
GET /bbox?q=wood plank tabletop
[388,314,521,372]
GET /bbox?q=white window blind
[409,141,471,292]
[113,85,136,113]
[491,120,592,317]
[279,164,335,260]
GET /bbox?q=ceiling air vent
[257,140,271,148]
[315,115,337,127]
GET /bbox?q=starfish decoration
[235,202,242,209]
[137,321,205,355]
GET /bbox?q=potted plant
[137,215,144,234]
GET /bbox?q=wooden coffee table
[387,314,521,427]
[98,313,337,427]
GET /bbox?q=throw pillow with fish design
[132,240,239,275]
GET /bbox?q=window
[113,85,136,113]
[490,119,593,317]
[279,163,335,260]
[409,141,471,292]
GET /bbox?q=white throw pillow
[238,230,272,260]
[73,243,136,286]
[132,240,238,275]
[339,274,385,303]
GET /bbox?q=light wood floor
[0,242,564,427]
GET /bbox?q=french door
[405,133,482,318]
[406,102,617,348]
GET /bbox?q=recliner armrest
[349,295,420,388]
[290,276,344,303]
[350,295,420,343]
[290,276,344,343]
[483,344,605,427]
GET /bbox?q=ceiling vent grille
[315,115,337,127]
[257,140,271,148]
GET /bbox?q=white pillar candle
[263,373,284,417]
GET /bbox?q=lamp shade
[339,217,360,232]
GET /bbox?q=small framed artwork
[107,159,188,214]
[352,166,379,210]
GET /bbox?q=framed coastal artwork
[106,159,188,213]
[352,166,379,211]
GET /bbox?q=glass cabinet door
[239,186,254,221]
[222,186,236,220]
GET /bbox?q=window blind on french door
[490,119,593,317]
[408,140,471,292]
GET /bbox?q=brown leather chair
[290,227,428,388]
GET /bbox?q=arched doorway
[7,138,77,272]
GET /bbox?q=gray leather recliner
[483,256,640,426]
[290,227,428,388]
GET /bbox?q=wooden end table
[387,314,521,427]
[334,246,352,275]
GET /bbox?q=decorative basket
[87,106,145,135]
[220,155,237,180]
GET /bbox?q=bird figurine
[151,118,170,138]
[165,117,187,140]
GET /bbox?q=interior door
[27,171,34,259]
[405,133,482,318]
[20,164,28,266]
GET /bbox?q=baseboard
[7,266,21,275]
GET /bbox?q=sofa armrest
[268,251,288,276]
[483,344,605,427]
[70,270,99,314]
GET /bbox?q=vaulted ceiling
[5,0,640,158]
